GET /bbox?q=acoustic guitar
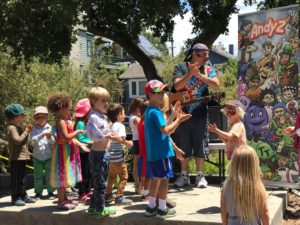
[168,91,225,107]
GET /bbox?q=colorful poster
[238,5,300,184]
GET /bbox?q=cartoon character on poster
[238,5,300,185]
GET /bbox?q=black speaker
[208,106,228,143]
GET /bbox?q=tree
[0,1,79,63]
[0,0,256,80]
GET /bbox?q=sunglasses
[196,52,209,58]
[35,115,47,119]
[225,106,237,115]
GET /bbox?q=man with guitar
[172,43,220,188]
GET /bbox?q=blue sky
[169,0,258,56]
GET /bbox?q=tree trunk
[87,26,161,81]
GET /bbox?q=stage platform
[0,183,285,225]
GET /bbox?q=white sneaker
[174,174,190,187]
[196,174,208,188]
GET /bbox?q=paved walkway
[0,183,284,225]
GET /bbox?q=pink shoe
[87,190,93,197]
[57,201,76,210]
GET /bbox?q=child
[137,100,152,200]
[47,92,83,210]
[29,106,55,200]
[221,145,269,225]
[105,103,133,205]
[74,98,93,203]
[85,87,116,217]
[208,100,247,160]
[144,80,190,219]
[5,103,36,206]
[128,98,144,194]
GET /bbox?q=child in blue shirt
[144,80,191,219]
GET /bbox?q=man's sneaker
[86,207,96,215]
[115,196,133,205]
[105,193,115,203]
[34,193,42,200]
[47,192,56,200]
[23,196,36,203]
[195,174,208,188]
[95,207,117,218]
[156,208,176,219]
[144,206,158,217]
[12,198,26,206]
[174,174,190,187]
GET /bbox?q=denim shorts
[149,157,173,179]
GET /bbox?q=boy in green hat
[4,103,36,206]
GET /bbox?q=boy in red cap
[144,80,190,219]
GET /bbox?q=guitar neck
[181,95,212,106]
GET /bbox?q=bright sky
[169,0,258,56]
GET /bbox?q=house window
[121,47,128,58]
[129,79,147,98]
[87,40,93,56]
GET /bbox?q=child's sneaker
[105,193,115,203]
[86,207,96,215]
[12,198,26,206]
[115,196,133,205]
[155,208,176,219]
[57,201,76,210]
[23,196,36,203]
[144,206,157,217]
[174,174,190,187]
[47,192,56,200]
[34,193,42,200]
[166,198,176,208]
[95,207,117,218]
[79,193,90,202]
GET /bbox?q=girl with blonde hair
[208,100,247,160]
[221,145,269,225]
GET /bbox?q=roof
[138,35,162,58]
[119,62,164,79]
[119,63,145,79]
[209,48,235,59]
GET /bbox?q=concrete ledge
[0,183,284,225]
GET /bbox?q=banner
[238,5,300,185]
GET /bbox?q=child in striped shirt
[105,104,133,205]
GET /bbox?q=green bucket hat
[4,103,27,119]
[279,43,294,56]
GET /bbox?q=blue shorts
[138,156,153,178]
[149,158,173,179]
[132,140,140,155]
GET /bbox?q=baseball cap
[74,98,91,118]
[144,80,168,95]
[191,43,208,51]
[4,103,27,119]
[34,106,48,115]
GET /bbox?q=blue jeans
[89,151,110,211]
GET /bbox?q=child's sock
[143,189,149,196]
[148,196,156,209]
[158,199,167,211]
[197,171,203,176]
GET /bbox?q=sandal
[57,201,76,210]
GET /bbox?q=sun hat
[34,106,48,115]
[144,80,168,95]
[4,104,27,119]
[74,98,91,118]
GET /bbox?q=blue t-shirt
[144,105,174,161]
[173,62,217,117]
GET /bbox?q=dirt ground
[282,190,300,225]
